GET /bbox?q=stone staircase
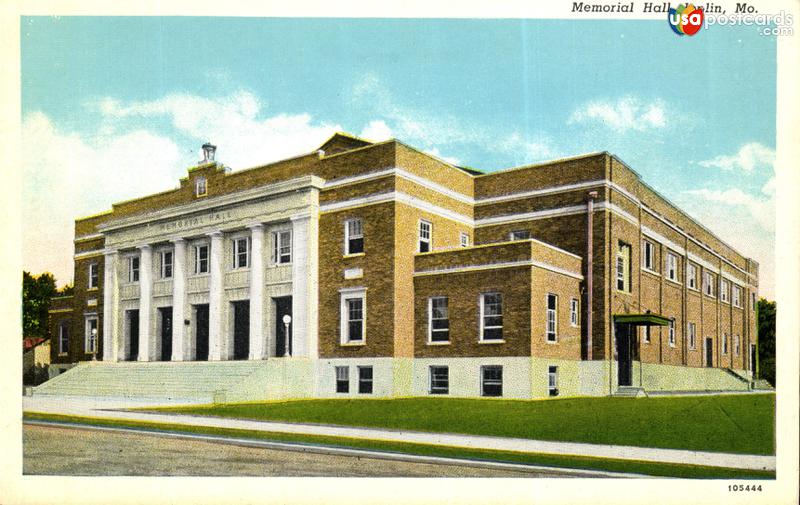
[33,360,269,403]
[612,386,647,398]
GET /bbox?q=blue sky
[21,17,777,296]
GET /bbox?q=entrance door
[194,304,209,361]
[273,296,292,357]
[232,300,250,360]
[159,307,173,361]
[705,337,714,368]
[617,323,633,387]
[126,309,139,361]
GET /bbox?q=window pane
[358,366,373,394]
[348,237,364,254]
[481,366,503,397]
[483,327,503,340]
[430,366,449,394]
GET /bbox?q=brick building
[43,133,759,400]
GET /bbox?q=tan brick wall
[395,143,474,199]
[475,153,607,199]
[413,266,532,358]
[318,202,396,359]
[530,269,582,359]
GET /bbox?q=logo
[668,4,705,36]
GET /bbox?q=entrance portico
[613,313,671,389]
[99,175,323,364]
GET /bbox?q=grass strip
[147,394,776,455]
[23,411,774,480]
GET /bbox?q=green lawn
[153,393,775,455]
[23,412,774,479]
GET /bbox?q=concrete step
[34,361,269,402]
[612,387,647,398]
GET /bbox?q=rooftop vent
[201,142,217,164]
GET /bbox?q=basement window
[358,366,373,394]
[548,366,559,397]
[335,366,349,393]
[481,365,503,397]
[429,366,449,395]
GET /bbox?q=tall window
[720,279,729,303]
[335,366,349,393]
[195,176,207,197]
[460,232,470,247]
[128,256,140,282]
[668,318,675,347]
[195,245,209,274]
[722,333,728,355]
[480,293,503,341]
[271,230,292,264]
[666,253,678,281]
[570,298,579,327]
[688,322,696,349]
[687,263,698,289]
[428,297,450,343]
[735,335,741,356]
[88,263,99,289]
[616,242,631,292]
[546,294,558,342]
[429,366,449,395]
[752,292,756,311]
[58,322,69,355]
[233,237,250,269]
[358,366,373,394]
[481,366,503,397]
[703,271,716,297]
[418,220,432,253]
[642,240,655,271]
[733,286,742,308]
[160,250,173,279]
[548,366,559,397]
[85,316,98,353]
[341,294,365,343]
[344,218,364,255]
[642,325,651,344]
[510,230,531,241]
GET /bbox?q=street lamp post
[282,314,292,357]
[91,327,98,361]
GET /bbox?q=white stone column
[248,224,266,360]
[102,249,118,361]
[171,238,188,361]
[137,245,154,361]
[208,231,225,361]
[291,213,319,358]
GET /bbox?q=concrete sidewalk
[22,395,775,472]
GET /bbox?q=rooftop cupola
[201,142,217,164]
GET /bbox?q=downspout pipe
[585,191,598,361]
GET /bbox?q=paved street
[24,423,595,477]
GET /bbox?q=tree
[22,271,57,339]
[756,298,776,386]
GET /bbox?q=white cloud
[97,90,341,169]
[697,142,775,172]
[683,187,774,232]
[22,112,183,286]
[569,96,669,133]
[359,120,393,142]
[496,133,557,162]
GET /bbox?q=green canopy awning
[613,313,671,327]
